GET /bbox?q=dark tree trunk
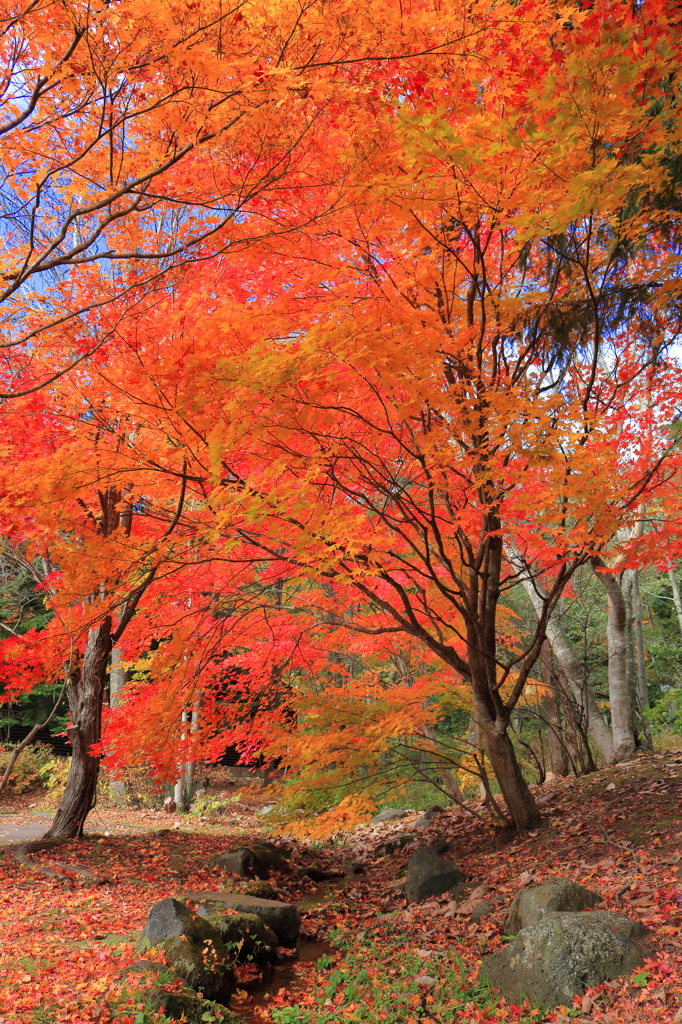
[43,617,112,840]
[478,715,542,831]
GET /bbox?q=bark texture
[519,575,615,764]
[592,565,637,762]
[43,617,112,840]
[542,644,570,777]
[476,705,542,831]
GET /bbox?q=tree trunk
[592,565,637,762]
[542,643,569,776]
[631,570,652,746]
[174,709,190,810]
[517,575,615,763]
[108,646,127,804]
[476,707,542,831]
[668,566,682,637]
[43,617,112,840]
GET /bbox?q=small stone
[415,974,437,988]
[471,899,495,923]
[374,834,413,857]
[213,843,290,879]
[371,808,410,824]
[298,865,339,881]
[423,805,444,819]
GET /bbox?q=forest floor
[0,752,681,1024]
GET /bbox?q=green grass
[269,926,543,1024]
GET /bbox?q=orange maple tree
[2,0,682,837]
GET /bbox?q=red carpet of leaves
[0,752,681,1024]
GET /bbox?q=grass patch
[268,926,542,1024]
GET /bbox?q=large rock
[198,909,278,963]
[124,960,241,1022]
[137,898,234,1004]
[371,808,410,824]
[146,985,243,1024]
[184,890,301,946]
[405,847,464,904]
[213,841,290,879]
[482,911,648,1009]
[504,878,601,935]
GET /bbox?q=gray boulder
[137,898,234,1004]
[213,841,290,879]
[504,878,601,935]
[471,899,495,923]
[198,909,278,963]
[185,890,301,946]
[405,847,464,904]
[482,911,648,1009]
[371,808,409,824]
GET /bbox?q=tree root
[12,839,108,883]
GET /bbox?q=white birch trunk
[108,647,127,804]
[592,566,637,761]
[507,546,616,764]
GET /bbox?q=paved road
[0,814,145,844]
[0,819,53,844]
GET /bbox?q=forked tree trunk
[43,617,112,840]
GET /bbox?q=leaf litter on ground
[0,752,681,1023]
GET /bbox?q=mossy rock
[201,910,278,963]
[137,898,234,1005]
[504,878,601,936]
[229,879,276,899]
[147,984,242,1023]
[482,911,648,1009]
[213,841,290,879]
[157,935,234,1004]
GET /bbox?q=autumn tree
[2,0,470,397]
[161,0,682,830]
[4,0,682,838]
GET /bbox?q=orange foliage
[1,0,682,833]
